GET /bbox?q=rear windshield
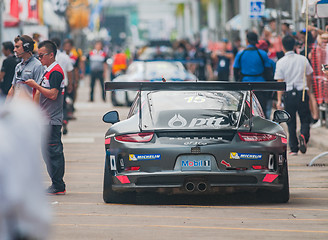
[147,91,244,130]
[150,91,243,111]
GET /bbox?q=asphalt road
[46,80,328,240]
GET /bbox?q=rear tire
[103,156,135,203]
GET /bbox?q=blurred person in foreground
[6,35,43,100]
[0,41,20,96]
[25,40,66,195]
[86,40,108,102]
[275,36,313,156]
[0,91,51,240]
[51,38,74,135]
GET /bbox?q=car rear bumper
[111,171,284,194]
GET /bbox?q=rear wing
[105,81,285,92]
[104,81,286,132]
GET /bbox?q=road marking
[55,212,328,222]
[62,138,95,143]
[52,223,328,234]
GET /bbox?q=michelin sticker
[129,154,161,161]
[230,152,262,160]
[168,114,229,128]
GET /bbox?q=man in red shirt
[25,40,66,195]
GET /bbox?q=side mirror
[272,110,290,123]
[103,111,120,124]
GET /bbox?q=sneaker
[311,119,321,129]
[299,134,307,154]
[47,186,66,195]
[288,151,298,156]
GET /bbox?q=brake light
[281,137,287,144]
[252,165,269,170]
[115,132,154,143]
[238,132,277,142]
[125,166,140,171]
[105,138,111,145]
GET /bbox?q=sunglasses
[38,53,49,59]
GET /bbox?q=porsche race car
[102,82,290,203]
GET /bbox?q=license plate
[180,155,211,171]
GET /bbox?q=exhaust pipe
[197,182,207,192]
[185,182,195,192]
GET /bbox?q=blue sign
[249,0,265,18]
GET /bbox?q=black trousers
[284,90,311,152]
[43,125,66,191]
[90,71,105,101]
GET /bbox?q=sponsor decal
[184,141,207,146]
[110,155,117,170]
[129,154,161,161]
[220,160,231,167]
[169,136,223,140]
[230,152,262,160]
[168,114,229,128]
[181,160,210,167]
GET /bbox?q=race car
[111,60,197,106]
[102,82,290,203]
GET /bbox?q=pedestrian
[86,40,108,102]
[6,35,44,99]
[51,37,74,135]
[275,35,313,155]
[0,41,20,96]
[256,39,276,118]
[212,39,233,81]
[63,39,84,119]
[233,31,273,116]
[0,93,51,240]
[25,40,66,195]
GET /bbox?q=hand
[323,70,328,76]
[24,79,38,88]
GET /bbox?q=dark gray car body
[103,83,289,203]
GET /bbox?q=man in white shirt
[275,35,313,155]
[51,38,74,135]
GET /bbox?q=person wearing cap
[233,31,272,116]
[275,35,313,156]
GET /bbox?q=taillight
[238,132,277,142]
[281,137,287,144]
[115,132,154,143]
[252,165,269,170]
[105,138,111,145]
[125,166,140,171]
